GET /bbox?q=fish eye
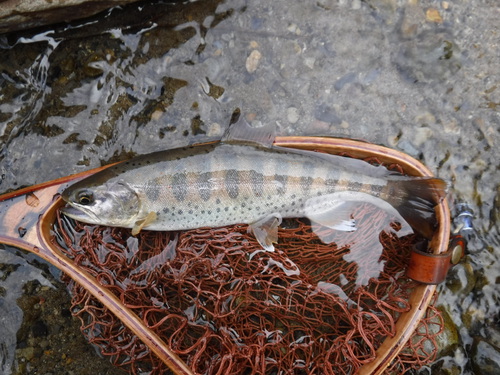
[77,191,94,205]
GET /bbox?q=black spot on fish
[225,169,239,199]
[224,207,229,212]
[216,208,221,213]
[208,210,212,215]
[241,202,246,208]
[189,210,193,214]
[172,173,188,201]
[178,210,183,215]
[163,207,170,214]
[216,198,221,205]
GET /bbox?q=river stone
[471,338,500,375]
[0,0,143,34]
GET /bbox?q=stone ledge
[0,0,143,33]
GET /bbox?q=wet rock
[397,139,421,158]
[0,0,149,34]
[32,319,49,338]
[393,31,461,84]
[444,259,476,296]
[427,351,466,375]
[314,104,342,125]
[471,338,500,375]
[400,2,426,38]
[435,306,460,357]
[482,320,500,350]
[333,72,357,91]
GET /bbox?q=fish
[61,116,447,251]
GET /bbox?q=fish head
[61,179,141,228]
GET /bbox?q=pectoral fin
[132,211,157,236]
[248,213,282,252]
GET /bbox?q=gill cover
[61,180,141,228]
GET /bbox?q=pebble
[351,0,361,10]
[150,109,163,121]
[246,50,262,73]
[304,57,315,69]
[287,107,300,124]
[340,121,349,129]
[206,122,222,137]
[287,23,302,35]
[426,8,443,23]
[413,126,434,147]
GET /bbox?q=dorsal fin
[221,115,276,147]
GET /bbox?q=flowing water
[0,0,498,374]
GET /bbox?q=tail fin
[386,177,447,239]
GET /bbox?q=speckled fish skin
[63,142,384,227]
[61,119,447,249]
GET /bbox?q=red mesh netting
[53,200,443,375]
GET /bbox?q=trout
[61,117,447,251]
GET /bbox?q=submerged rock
[0,0,142,34]
[471,338,500,375]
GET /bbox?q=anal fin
[248,213,282,252]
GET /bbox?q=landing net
[53,200,443,374]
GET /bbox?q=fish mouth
[60,204,99,224]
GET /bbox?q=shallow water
[0,0,499,374]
